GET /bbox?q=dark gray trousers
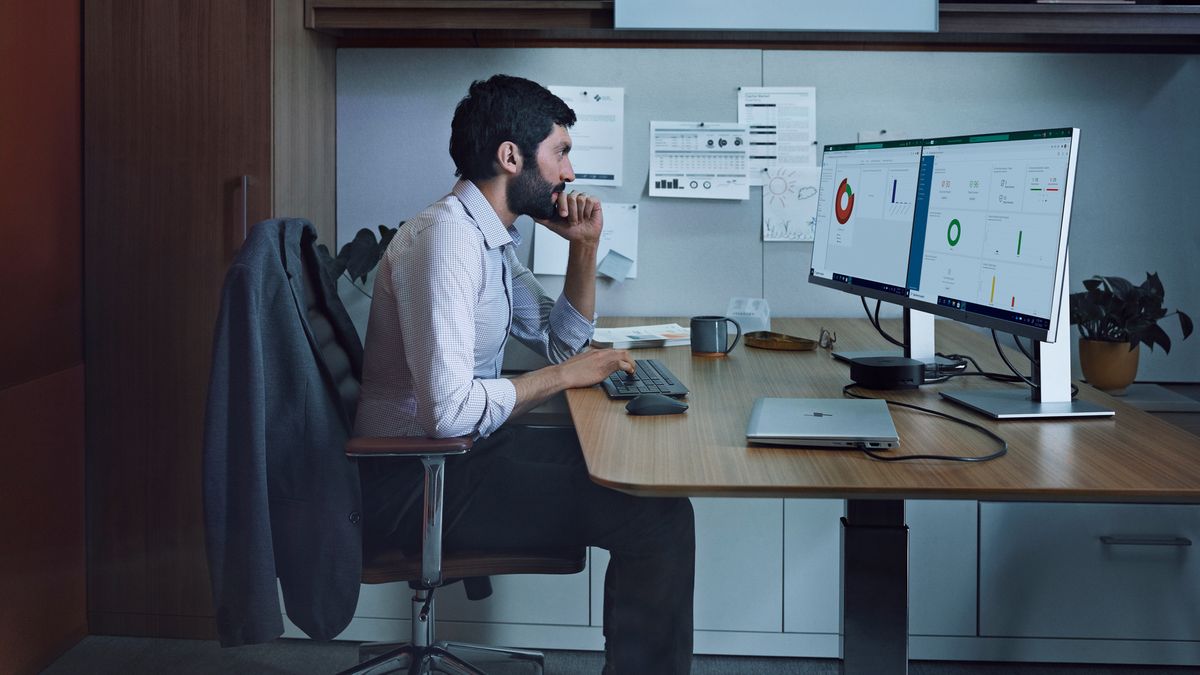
[359,424,696,674]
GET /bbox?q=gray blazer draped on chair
[203,218,363,646]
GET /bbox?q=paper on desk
[591,323,690,349]
[649,121,749,200]
[738,87,817,185]
[763,166,820,242]
[532,202,638,278]
[549,85,624,187]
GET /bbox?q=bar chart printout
[649,121,750,200]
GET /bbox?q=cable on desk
[1011,332,1036,363]
[842,383,1008,463]
[988,330,1079,398]
[861,297,905,348]
[930,352,1020,383]
[991,329,1037,388]
[854,299,1077,397]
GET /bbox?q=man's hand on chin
[538,190,603,247]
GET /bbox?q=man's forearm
[562,241,598,321]
[509,363,567,420]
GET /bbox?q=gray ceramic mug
[690,315,742,357]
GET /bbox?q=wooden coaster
[744,331,818,351]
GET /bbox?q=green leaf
[315,243,345,279]
[1144,323,1171,354]
[379,223,400,252]
[1102,275,1135,301]
[339,228,382,284]
[1143,271,1164,299]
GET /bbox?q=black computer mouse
[625,393,689,416]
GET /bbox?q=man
[355,74,695,674]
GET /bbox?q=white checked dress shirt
[355,180,594,439]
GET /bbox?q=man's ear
[496,141,522,177]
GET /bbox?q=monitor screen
[809,128,1078,342]
[810,139,926,300]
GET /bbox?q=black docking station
[847,356,926,390]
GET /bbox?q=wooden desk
[566,317,1200,674]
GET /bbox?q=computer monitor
[807,137,948,368]
[810,128,1112,418]
[810,138,926,307]
[909,129,1078,342]
[810,129,1077,343]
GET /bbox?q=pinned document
[738,87,817,185]
[762,166,820,242]
[649,121,749,200]
[549,85,625,187]
[533,203,638,279]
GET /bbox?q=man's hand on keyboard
[557,348,635,389]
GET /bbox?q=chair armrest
[347,436,473,458]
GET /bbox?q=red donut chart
[835,178,854,224]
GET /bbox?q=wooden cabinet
[84,0,334,638]
[303,0,1200,49]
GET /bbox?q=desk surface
[566,318,1200,503]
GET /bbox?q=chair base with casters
[338,436,587,675]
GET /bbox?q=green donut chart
[947,218,962,247]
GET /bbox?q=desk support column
[842,499,908,675]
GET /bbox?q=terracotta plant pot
[1078,338,1139,392]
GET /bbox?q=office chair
[292,226,587,674]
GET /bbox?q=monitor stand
[940,265,1114,419]
[832,308,963,373]
[940,340,1114,419]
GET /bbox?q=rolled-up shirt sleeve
[396,225,516,438]
[507,247,595,364]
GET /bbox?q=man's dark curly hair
[449,74,576,181]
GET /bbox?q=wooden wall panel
[0,1,86,673]
[84,0,273,630]
[0,0,83,389]
[0,369,87,675]
[274,0,338,242]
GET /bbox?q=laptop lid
[746,398,900,449]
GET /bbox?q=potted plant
[316,224,399,294]
[1069,272,1193,392]
[316,224,400,336]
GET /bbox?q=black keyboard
[601,358,689,399]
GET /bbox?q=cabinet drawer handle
[241,175,249,241]
[1100,535,1192,547]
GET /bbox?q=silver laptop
[746,398,900,449]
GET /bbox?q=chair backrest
[298,229,363,427]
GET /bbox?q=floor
[42,636,1200,675]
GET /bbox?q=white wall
[337,48,1200,381]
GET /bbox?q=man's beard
[507,165,564,221]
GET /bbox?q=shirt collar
[453,179,516,250]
